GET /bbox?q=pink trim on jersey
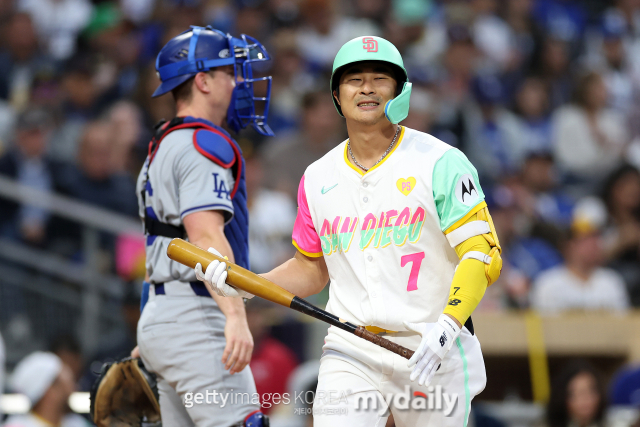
[292,175,323,257]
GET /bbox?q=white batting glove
[194,248,254,299]
[404,314,461,386]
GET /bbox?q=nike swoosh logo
[321,184,338,194]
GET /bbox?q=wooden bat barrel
[166,238,296,307]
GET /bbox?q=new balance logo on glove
[439,333,447,347]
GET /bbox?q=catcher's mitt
[90,357,161,427]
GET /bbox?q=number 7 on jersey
[401,252,425,291]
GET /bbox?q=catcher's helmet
[330,36,412,124]
[154,26,274,136]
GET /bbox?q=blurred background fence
[0,174,135,363]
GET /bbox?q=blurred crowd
[1,0,640,424]
[0,0,639,313]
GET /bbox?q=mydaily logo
[354,385,458,416]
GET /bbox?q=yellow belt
[364,325,398,334]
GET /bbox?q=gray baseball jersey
[136,128,235,285]
[136,125,260,425]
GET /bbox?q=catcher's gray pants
[138,285,259,427]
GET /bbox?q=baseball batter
[198,36,501,427]
[134,26,272,427]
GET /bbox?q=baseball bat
[166,238,414,360]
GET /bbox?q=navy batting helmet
[153,26,274,136]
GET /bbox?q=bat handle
[354,327,415,360]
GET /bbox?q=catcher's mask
[153,25,274,136]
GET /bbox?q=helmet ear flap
[384,82,412,124]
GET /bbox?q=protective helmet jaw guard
[384,81,412,124]
[330,36,412,124]
[226,34,274,136]
[153,26,274,136]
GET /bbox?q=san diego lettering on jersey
[319,206,426,256]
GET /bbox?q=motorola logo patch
[455,174,479,206]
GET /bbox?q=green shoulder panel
[432,148,486,232]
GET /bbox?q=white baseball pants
[313,325,486,427]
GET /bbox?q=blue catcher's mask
[153,26,274,136]
[226,34,274,136]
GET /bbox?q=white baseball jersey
[292,126,486,331]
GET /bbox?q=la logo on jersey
[212,173,231,200]
[455,174,479,206]
[363,37,378,52]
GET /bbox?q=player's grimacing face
[335,62,398,124]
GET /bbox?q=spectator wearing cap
[0,108,61,246]
[553,72,628,189]
[3,351,90,427]
[464,73,525,183]
[531,199,630,314]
